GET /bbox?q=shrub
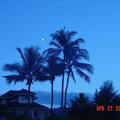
[6,115,31,120]
[46,115,81,120]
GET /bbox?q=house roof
[0,89,35,98]
[7,102,48,110]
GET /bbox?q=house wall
[11,110,32,118]
[0,99,7,104]
[14,110,45,120]
[18,95,33,103]
[31,110,45,120]
[9,96,18,103]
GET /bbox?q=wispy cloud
[34,91,94,106]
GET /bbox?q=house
[0,89,49,120]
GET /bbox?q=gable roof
[0,89,35,98]
[7,102,48,110]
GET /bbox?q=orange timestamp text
[96,106,120,111]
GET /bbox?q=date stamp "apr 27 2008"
[96,106,120,111]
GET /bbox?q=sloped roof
[7,102,48,109]
[0,89,35,98]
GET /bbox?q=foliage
[3,47,51,85]
[94,80,120,106]
[0,105,8,117]
[3,46,54,104]
[94,80,120,120]
[45,28,93,109]
[44,54,65,111]
[69,93,94,120]
[46,115,81,120]
[6,115,31,120]
[68,81,120,120]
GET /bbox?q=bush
[6,115,31,120]
[0,105,8,117]
[46,115,81,120]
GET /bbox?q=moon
[41,38,45,41]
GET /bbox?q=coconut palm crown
[3,47,54,104]
[44,28,93,109]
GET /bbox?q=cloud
[34,91,94,106]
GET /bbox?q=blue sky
[0,0,120,94]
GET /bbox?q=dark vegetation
[68,80,120,120]
[0,105,31,120]
[6,115,31,120]
[46,115,81,120]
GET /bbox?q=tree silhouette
[68,81,120,120]
[94,80,120,120]
[94,80,118,106]
[63,37,93,109]
[3,47,54,105]
[69,93,94,120]
[44,28,93,110]
[43,28,68,110]
[44,55,65,112]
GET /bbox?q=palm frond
[16,48,27,64]
[76,68,90,83]
[50,41,61,49]
[23,47,44,72]
[67,46,89,61]
[3,63,25,74]
[47,55,64,64]
[77,48,89,60]
[73,62,93,74]
[71,70,76,83]
[49,64,65,76]
[68,31,77,41]
[51,29,68,47]
[43,48,62,57]
[68,31,77,36]
[36,75,55,81]
[70,38,85,46]
[50,33,64,46]
[24,47,40,63]
[3,75,25,84]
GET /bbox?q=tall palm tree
[3,47,53,104]
[44,28,82,110]
[63,40,93,109]
[43,54,65,112]
[45,28,93,110]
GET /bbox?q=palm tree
[63,40,93,109]
[48,28,93,109]
[44,28,81,109]
[3,47,53,105]
[43,54,65,112]
[43,28,93,110]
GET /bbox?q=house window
[21,96,28,100]
[34,111,39,117]
[39,111,43,117]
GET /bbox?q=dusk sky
[0,0,120,95]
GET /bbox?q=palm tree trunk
[28,83,31,106]
[64,70,70,109]
[61,72,65,110]
[50,80,54,112]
